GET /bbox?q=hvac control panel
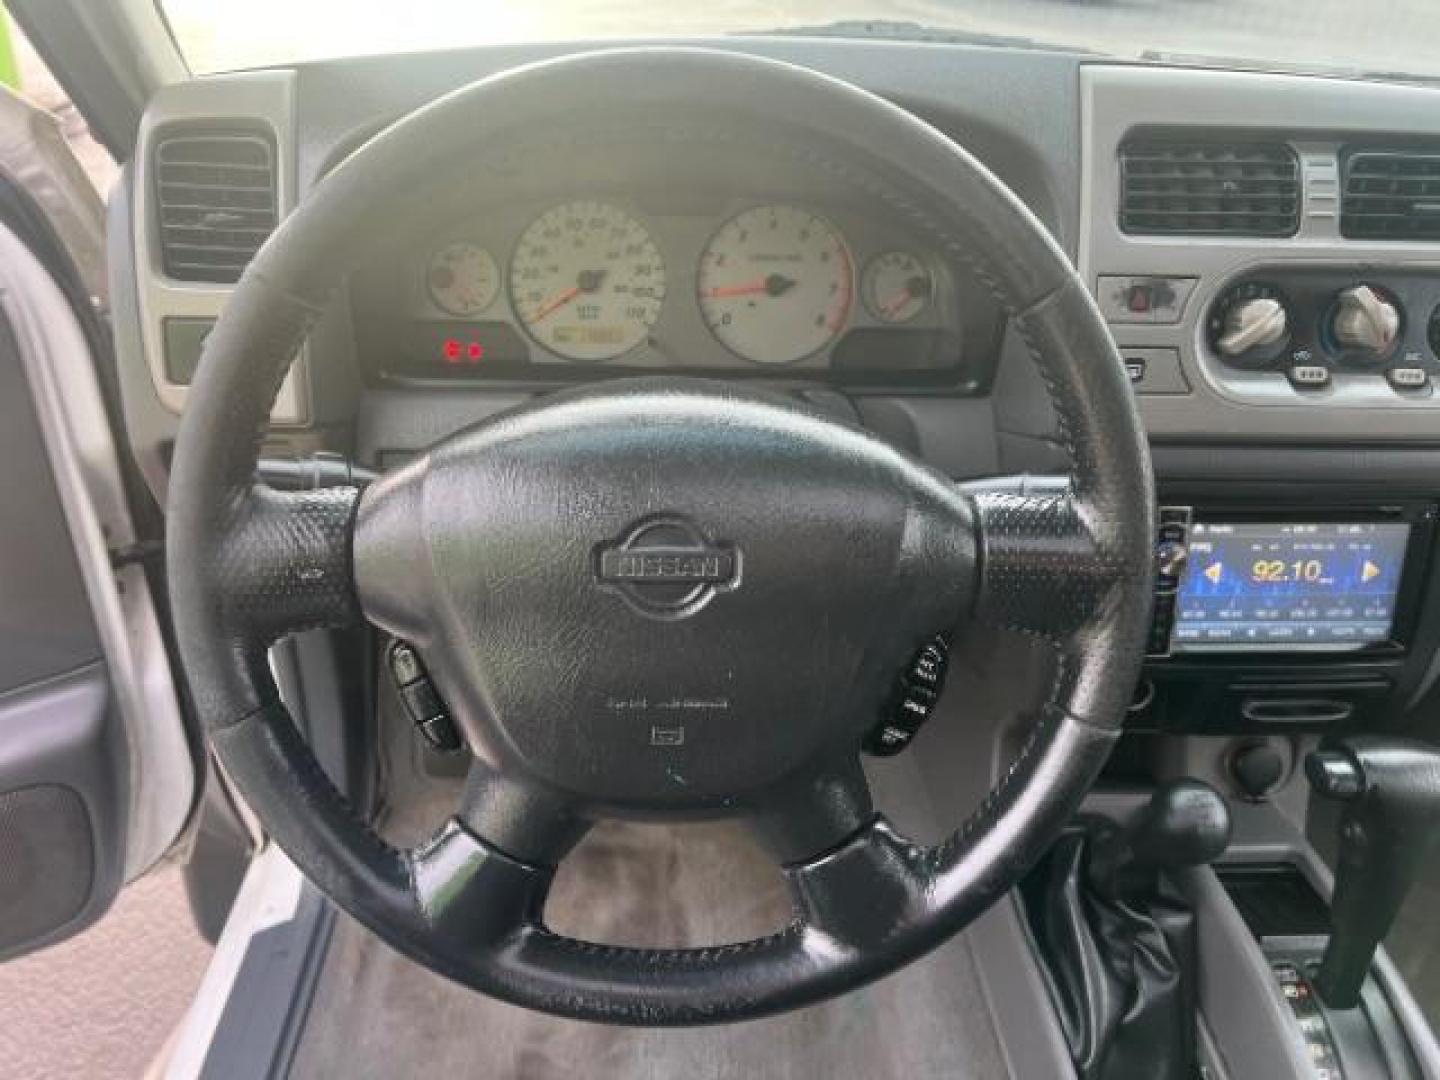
[1204,268,1440,399]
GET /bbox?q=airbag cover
[354,380,973,812]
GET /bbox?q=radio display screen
[1173,521,1411,652]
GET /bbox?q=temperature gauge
[862,251,933,324]
[427,242,500,317]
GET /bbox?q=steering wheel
[166,48,1154,1025]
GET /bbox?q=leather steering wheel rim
[166,47,1155,1025]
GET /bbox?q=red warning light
[439,334,488,368]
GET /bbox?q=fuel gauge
[862,251,933,324]
[427,242,500,317]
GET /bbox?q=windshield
[160,0,1440,82]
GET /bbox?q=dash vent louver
[1342,149,1440,241]
[153,130,277,283]
[1119,138,1299,237]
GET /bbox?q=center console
[1065,782,1440,1080]
[1217,862,1422,1080]
[1133,501,1438,737]
[1200,736,1440,1080]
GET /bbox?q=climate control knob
[1330,284,1401,362]
[1216,297,1287,356]
[1208,283,1291,366]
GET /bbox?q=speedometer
[509,201,665,361]
[697,205,853,365]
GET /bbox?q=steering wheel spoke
[961,477,1155,725]
[454,759,591,867]
[745,753,876,866]
[965,480,1124,646]
[217,485,362,644]
[411,819,556,956]
[786,818,930,954]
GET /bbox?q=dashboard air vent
[153,131,277,283]
[1119,139,1299,237]
[1342,150,1440,240]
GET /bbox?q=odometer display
[509,201,665,361]
[697,205,853,365]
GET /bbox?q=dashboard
[346,137,993,391]
[86,35,1440,1071]
[110,38,1440,744]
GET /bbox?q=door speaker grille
[0,784,93,953]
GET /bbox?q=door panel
[0,296,126,959]
[0,304,104,685]
[0,184,194,959]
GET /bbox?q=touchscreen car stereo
[1147,506,1433,658]
[1172,522,1410,652]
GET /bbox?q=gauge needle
[531,269,608,323]
[880,276,930,318]
[530,286,582,323]
[880,289,914,318]
[703,273,797,300]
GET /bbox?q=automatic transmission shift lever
[1306,736,1440,1008]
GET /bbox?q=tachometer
[509,201,665,361]
[427,242,500,317]
[697,205,853,365]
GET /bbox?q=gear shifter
[1023,781,1231,1080]
[1306,736,1440,1009]
[1088,778,1232,893]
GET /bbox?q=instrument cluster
[360,194,979,386]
